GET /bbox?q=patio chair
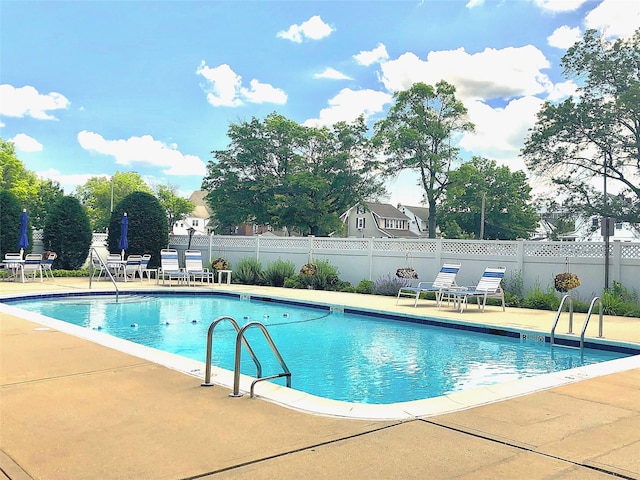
[184,250,213,284]
[443,266,506,313]
[22,254,43,282]
[106,254,125,279]
[2,253,24,282]
[41,252,57,279]
[160,249,189,286]
[396,262,461,307]
[91,255,106,281]
[139,254,156,282]
[123,255,143,282]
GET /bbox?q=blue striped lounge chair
[184,250,213,284]
[443,266,506,313]
[160,249,189,286]
[396,262,461,307]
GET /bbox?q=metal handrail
[201,316,262,387]
[88,248,119,302]
[580,296,604,350]
[550,294,574,345]
[231,321,291,398]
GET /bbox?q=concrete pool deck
[1,277,640,479]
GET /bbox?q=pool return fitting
[201,316,291,398]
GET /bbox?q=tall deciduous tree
[374,81,474,238]
[0,138,38,205]
[522,29,640,222]
[154,184,194,233]
[74,171,153,232]
[438,157,539,240]
[202,113,384,236]
[29,179,65,230]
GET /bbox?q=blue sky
[1,0,639,206]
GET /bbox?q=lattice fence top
[442,240,519,256]
[622,243,640,259]
[524,242,605,258]
[261,237,309,249]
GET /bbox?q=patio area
[1,278,639,479]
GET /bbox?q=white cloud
[459,96,544,168]
[277,15,334,43]
[304,88,392,127]
[548,25,583,48]
[465,0,484,8]
[353,43,389,66]
[534,0,588,13]
[196,61,287,107]
[77,131,207,176]
[36,168,106,194]
[0,84,70,120]
[240,79,287,104]
[585,0,640,39]
[10,133,43,152]
[314,68,352,80]
[379,46,551,102]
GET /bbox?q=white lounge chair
[2,253,24,282]
[184,250,213,284]
[23,253,43,282]
[396,263,461,307]
[443,266,506,313]
[41,252,56,279]
[123,255,143,282]
[160,249,189,286]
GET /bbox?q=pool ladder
[550,295,604,351]
[201,316,291,398]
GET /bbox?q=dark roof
[400,205,429,220]
[366,202,408,219]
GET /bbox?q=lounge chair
[139,254,156,282]
[443,266,506,313]
[123,255,143,281]
[106,254,125,279]
[41,252,56,279]
[22,254,43,282]
[91,255,106,281]
[184,250,213,284]
[396,262,461,307]
[160,249,189,286]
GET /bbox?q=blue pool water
[6,293,632,404]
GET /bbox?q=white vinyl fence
[169,235,640,298]
[32,232,640,297]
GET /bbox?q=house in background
[341,202,419,238]
[172,190,213,236]
[396,204,430,237]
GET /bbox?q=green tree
[43,196,92,269]
[107,191,168,268]
[374,81,474,238]
[202,113,384,236]
[0,189,28,259]
[522,29,640,222]
[438,157,538,240]
[155,184,194,233]
[74,171,152,232]
[0,138,38,205]
[29,179,65,230]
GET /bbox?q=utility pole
[479,192,486,240]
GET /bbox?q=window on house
[356,205,365,214]
[615,222,622,230]
[592,217,599,228]
[356,217,365,229]
[192,219,199,226]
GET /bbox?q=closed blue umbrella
[18,209,29,258]
[118,212,128,259]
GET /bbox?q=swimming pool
[5,292,636,405]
